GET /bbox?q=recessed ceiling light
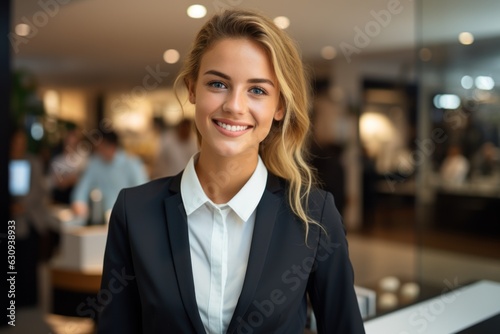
[163,49,180,64]
[273,16,290,29]
[15,23,30,37]
[187,4,207,19]
[321,46,337,60]
[458,32,474,45]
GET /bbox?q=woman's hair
[174,9,319,238]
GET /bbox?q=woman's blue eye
[250,87,266,95]
[209,81,226,89]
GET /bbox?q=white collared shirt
[180,154,268,334]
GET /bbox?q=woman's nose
[222,89,247,114]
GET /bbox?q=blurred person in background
[10,128,56,306]
[440,144,470,185]
[471,141,500,180]
[48,125,89,204]
[71,130,148,218]
[308,95,347,216]
[151,117,198,179]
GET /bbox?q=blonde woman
[98,9,364,334]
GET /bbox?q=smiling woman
[97,9,365,334]
[187,38,284,198]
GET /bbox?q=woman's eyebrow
[248,78,275,87]
[204,70,230,80]
[203,70,275,87]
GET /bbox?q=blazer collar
[166,171,284,334]
[226,180,283,333]
[164,174,206,333]
[168,170,183,193]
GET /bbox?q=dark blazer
[97,172,365,334]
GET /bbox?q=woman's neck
[195,151,258,204]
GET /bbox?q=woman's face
[188,38,283,160]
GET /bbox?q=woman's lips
[215,120,250,132]
[213,119,253,137]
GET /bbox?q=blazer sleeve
[97,189,142,333]
[307,192,365,334]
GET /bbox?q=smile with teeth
[216,121,250,132]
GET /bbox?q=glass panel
[417,0,500,296]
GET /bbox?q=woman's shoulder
[120,173,181,201]
[269,173,332,204]
[307,187,337,218]
[271,175,336,216]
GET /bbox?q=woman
[98,9,364,334]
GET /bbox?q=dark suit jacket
[97,172,365,334]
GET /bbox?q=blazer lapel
[164,173,206,334]
[226,174,283,333]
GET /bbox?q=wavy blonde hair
[174,9,319,237]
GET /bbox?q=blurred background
[2,0,500,333]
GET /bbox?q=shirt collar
[98,149,125,165]
[180,153,268,222]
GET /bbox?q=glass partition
[417,0,500,295]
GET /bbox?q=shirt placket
[208,205,228,333]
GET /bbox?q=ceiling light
[321,46,337,60]
[15,23,30,37]
[187,4,207,19]
[163,49,180,64]
[458,32,474,45]
[433,94,460,109]
[273,16,290,29]
[461,75,473,89]
[475,76,495,90]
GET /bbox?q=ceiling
[10,0,500,89]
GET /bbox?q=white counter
[364,280,500,334]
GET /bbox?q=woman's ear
[187,80,196,104]
[274,105,284,121]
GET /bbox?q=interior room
[2,0,500,333]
